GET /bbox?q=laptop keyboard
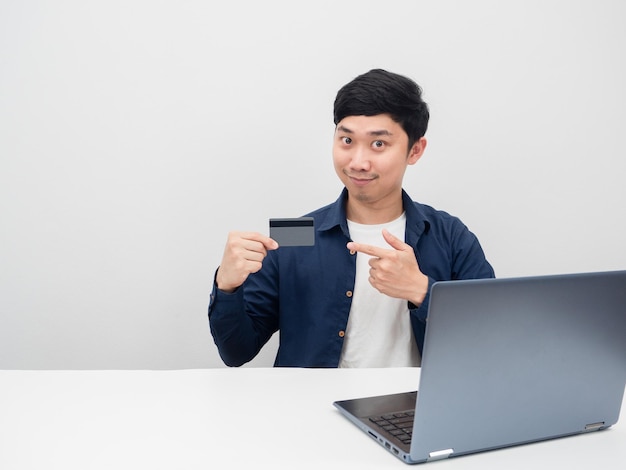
[369,411,414,445]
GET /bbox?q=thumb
[382,229,410,251]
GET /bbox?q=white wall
[1,0,625,369]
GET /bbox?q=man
[209,69,494,368]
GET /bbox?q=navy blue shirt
[208,188,495,367]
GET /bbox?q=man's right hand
[215,231,279,293]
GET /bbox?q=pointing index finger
[346,241,388,258]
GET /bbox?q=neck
[346,195,404,225]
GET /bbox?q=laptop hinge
[584,422,605,432]
[428,449,454,461]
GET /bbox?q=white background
[1,0,625,369]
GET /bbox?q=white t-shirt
[339,213,421,368]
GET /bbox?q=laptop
[334,270,626,464]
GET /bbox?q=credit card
[269,217,315,247]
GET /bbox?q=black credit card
[269,217,315,247]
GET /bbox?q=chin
[352,191,373,203]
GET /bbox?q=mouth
[350,178,373,187]
[345,172,377,187]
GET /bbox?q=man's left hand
[346,229,429,306]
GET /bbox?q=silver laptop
[334,270,626,464]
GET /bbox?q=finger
[346,241,388,258]
[244,258,265,274]
[381,229,410,251]
[239,239,269,258]
[240,247,267,264]
[238,232,279,250]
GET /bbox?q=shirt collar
[317,188,350,237]
[317,188,430,243]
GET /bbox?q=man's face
[333,114,425,211]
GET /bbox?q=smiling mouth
[345,171,377,185]
[351,177,372,186]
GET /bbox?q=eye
[372,140,385,149]
[342,136,352,145]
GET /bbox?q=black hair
[333,69,430,148]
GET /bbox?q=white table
[1,368,624,469]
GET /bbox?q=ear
[407,137,427,165]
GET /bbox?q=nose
[349,146,371,171]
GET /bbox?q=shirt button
[346,290,353,297]
[349,249,356,255]
[338,330,345,338]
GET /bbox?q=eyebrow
[336,125,393,137]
